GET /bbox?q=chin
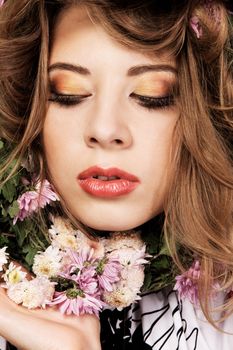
[79,215,151,232]
[68,200,161,232]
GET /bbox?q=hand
[0,283,101,350]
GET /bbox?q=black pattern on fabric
[100,306,152,350]
[100,290,199,350]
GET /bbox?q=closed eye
[130,93,174,110]
[48,91,175,110]
[48,92,92,107]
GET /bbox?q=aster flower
[0,247,9,271]
[7,277,55,309]
[190,16,202,39]
[49,216,90,251]
[13,179,59,224]
[64,247,97,273]
[103,265,145,310]
[104,230,144,252]
[174,260,201,304]
[96,257,121,292]
[190,1,222,39]
[109,246,148,267]
[2,226,149,314]
[7,281,28,305]
[22,277,55,308]
[3,262,27,285]
[121,266,145,293]
[103,283,141,310]
[59,248,98,294]
[32,246,62,278]
[50,289,102,316]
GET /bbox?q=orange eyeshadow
[134,73,176,97]
[49,73,91,94]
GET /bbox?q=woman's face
[43,6,179,231]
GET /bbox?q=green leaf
[159,243,171,257]
[0,140,4,150]
[0,234,10,247]
[8,201,19,218]
[13,221,32,247]
[2,180,17,202]
[1,205,8,218]
[25,247,38,266]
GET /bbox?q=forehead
[50,5,176,71]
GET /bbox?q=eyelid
[50,92,92,97]
[49,79,92,96]
[130,92,172,99]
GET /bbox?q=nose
[84,100,133,150]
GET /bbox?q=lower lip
[78,178,139,198]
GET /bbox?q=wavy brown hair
[0,0,233,327]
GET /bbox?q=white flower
[103,265,144,310]
[103,282,141,310]
[121,266,145,292]
[23,277,55,308]
[104,231,144,253]
[7,277,55,309]
[7,281,28,304]
[32,246,62,277]
[108,245,148,267]
[49,216,89,251]
[51,232,79,250]
[0,247,9,271]
[49,216,74,235]
[3,262,27,285]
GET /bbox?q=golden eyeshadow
[49,73,90,95]
[134,74,176,97]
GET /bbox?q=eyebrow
[127,64,177,76]
[48,63,91,75]
[48,62,177,76]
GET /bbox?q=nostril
[90,137,98,143]
[115,139,123,144]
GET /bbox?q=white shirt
[128,289,233,349]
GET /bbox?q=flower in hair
[0,0,4,7]
[190,0,221,39]
[190,16,203,39]
[174,260,200,304]
[13,179,59,224]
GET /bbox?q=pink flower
[174,260,200,304]
[60,249,98,295]
[13,180,59,224]
[190,1,221,39]
[0,1,4,7]
[190,16,202,39]
[61,248,97,276]
[50,290,102,316]
[96,257,121,292]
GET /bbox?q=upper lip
[78,166,140,182]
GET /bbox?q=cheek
[43,109,80,169]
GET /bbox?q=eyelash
[48,92,174,111]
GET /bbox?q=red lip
[77,166,140,198]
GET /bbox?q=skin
[43,5,179,232]
[0,5,179,350]
[0,264,100,350]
